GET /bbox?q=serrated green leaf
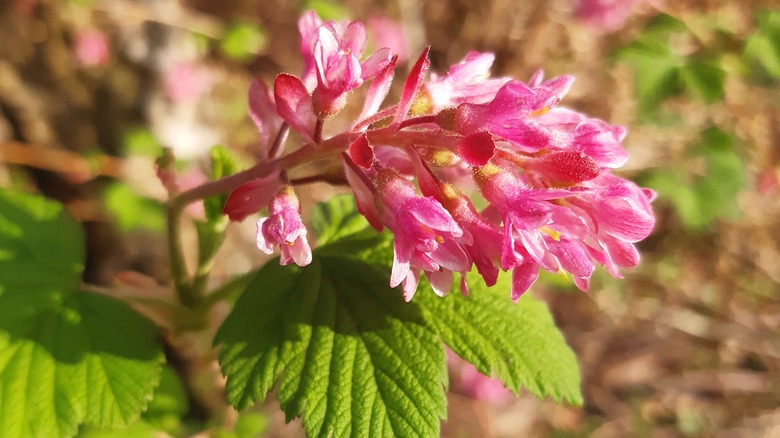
[416,272,583,405]
[0,291,164,438]
[0,189,164,437]
[141,366,189,434]
[215,256,447,438]
[0,189,84,294]
[311,193,379,246]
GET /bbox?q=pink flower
[421,52,510,113]
[573,0,641,33]
[256,187,312,267]
[455,78,572,152]
[163,62,212,104]
[367,15,408,64]
[74,29,110,67]
[376,167,470,301]
[448,350,512,403]
[475,165,595,298]
[298,11,393,117]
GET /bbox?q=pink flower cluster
[224,11,655,302]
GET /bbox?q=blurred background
[1,0,779,437]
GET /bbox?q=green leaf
[0,189,84,294]
[122,127,163,157]
[0,189,164,437]
[301,0,348,20]
[104,183,166,232]
[744,10,780,79]
[642,128,744,230]
[219,23,267,62]
[204,146,241,224]
[215,256,447,438]
[0,291,164,438]
[680,60,725,103]
[311,193,378,246]
[615,37,683,116]
[141,366,189,434]
[416,272,583,405]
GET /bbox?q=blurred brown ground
[1,0,779,437]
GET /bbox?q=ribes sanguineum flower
[256,187,312,267]
[221,10,655,303]
[298,11,392,117]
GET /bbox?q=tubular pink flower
[455,79,570,151]
[302,15,393,117]
[256,187,312,267]
[377,167,469,300]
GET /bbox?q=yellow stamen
[540,226,561,241]
[435,235,445,244]
[530,107,550,117]
[557,268,570,282]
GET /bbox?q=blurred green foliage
[641,128,744,231]
[104,183,166,232]
[219,22,267,62]
[744,10,780,81]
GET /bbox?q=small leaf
[215,257,447,438]
[416,272,583,405]
[0,188,84,294]
[204,146,241,224]
[615,38,683,116]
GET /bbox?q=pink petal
[255,217,274,253]
[354,55,397,128]
[342,153,384,231]
[248,79,283,157]
[393,46,430,124]
[288,236,313,267]
[274,74,316,143]
[401,269,421,302]
[391,237,414,288]
[426,270,453,297]
[430,239,471,272]
[342,20,368,57]
[360,47,392,80]
[511,262,539,301]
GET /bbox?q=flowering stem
[167,201,195,306]
[314,119,324,144]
